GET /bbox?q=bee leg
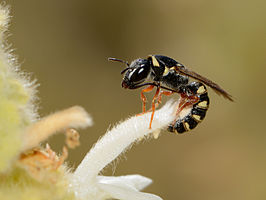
[171,93,199,126]
[179,93,199,112]
[138,85,155,114]
[146,90,174,112]
[157,90,174,105]
[149,86,161,129]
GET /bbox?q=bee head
[121,59,151,89]
[108,57,151,89]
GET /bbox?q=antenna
[108,57,129,66]
[108,57,130,74]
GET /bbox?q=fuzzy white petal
[74,100,177,183]
[98,182,162,200]
[97,174,152,191]
[72,100,177,200]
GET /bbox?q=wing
[174,66,234,101]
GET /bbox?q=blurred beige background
[7,0,266,199]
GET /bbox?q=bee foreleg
[149,86,161,129]
[139,85,155,113]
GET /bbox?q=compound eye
[128,65,150,83]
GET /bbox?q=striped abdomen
[168,82,210,134]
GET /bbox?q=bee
[109,55,233,134]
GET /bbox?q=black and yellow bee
[109,55,233,134]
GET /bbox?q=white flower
[71,100,178,200]
[0,3,179,200]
